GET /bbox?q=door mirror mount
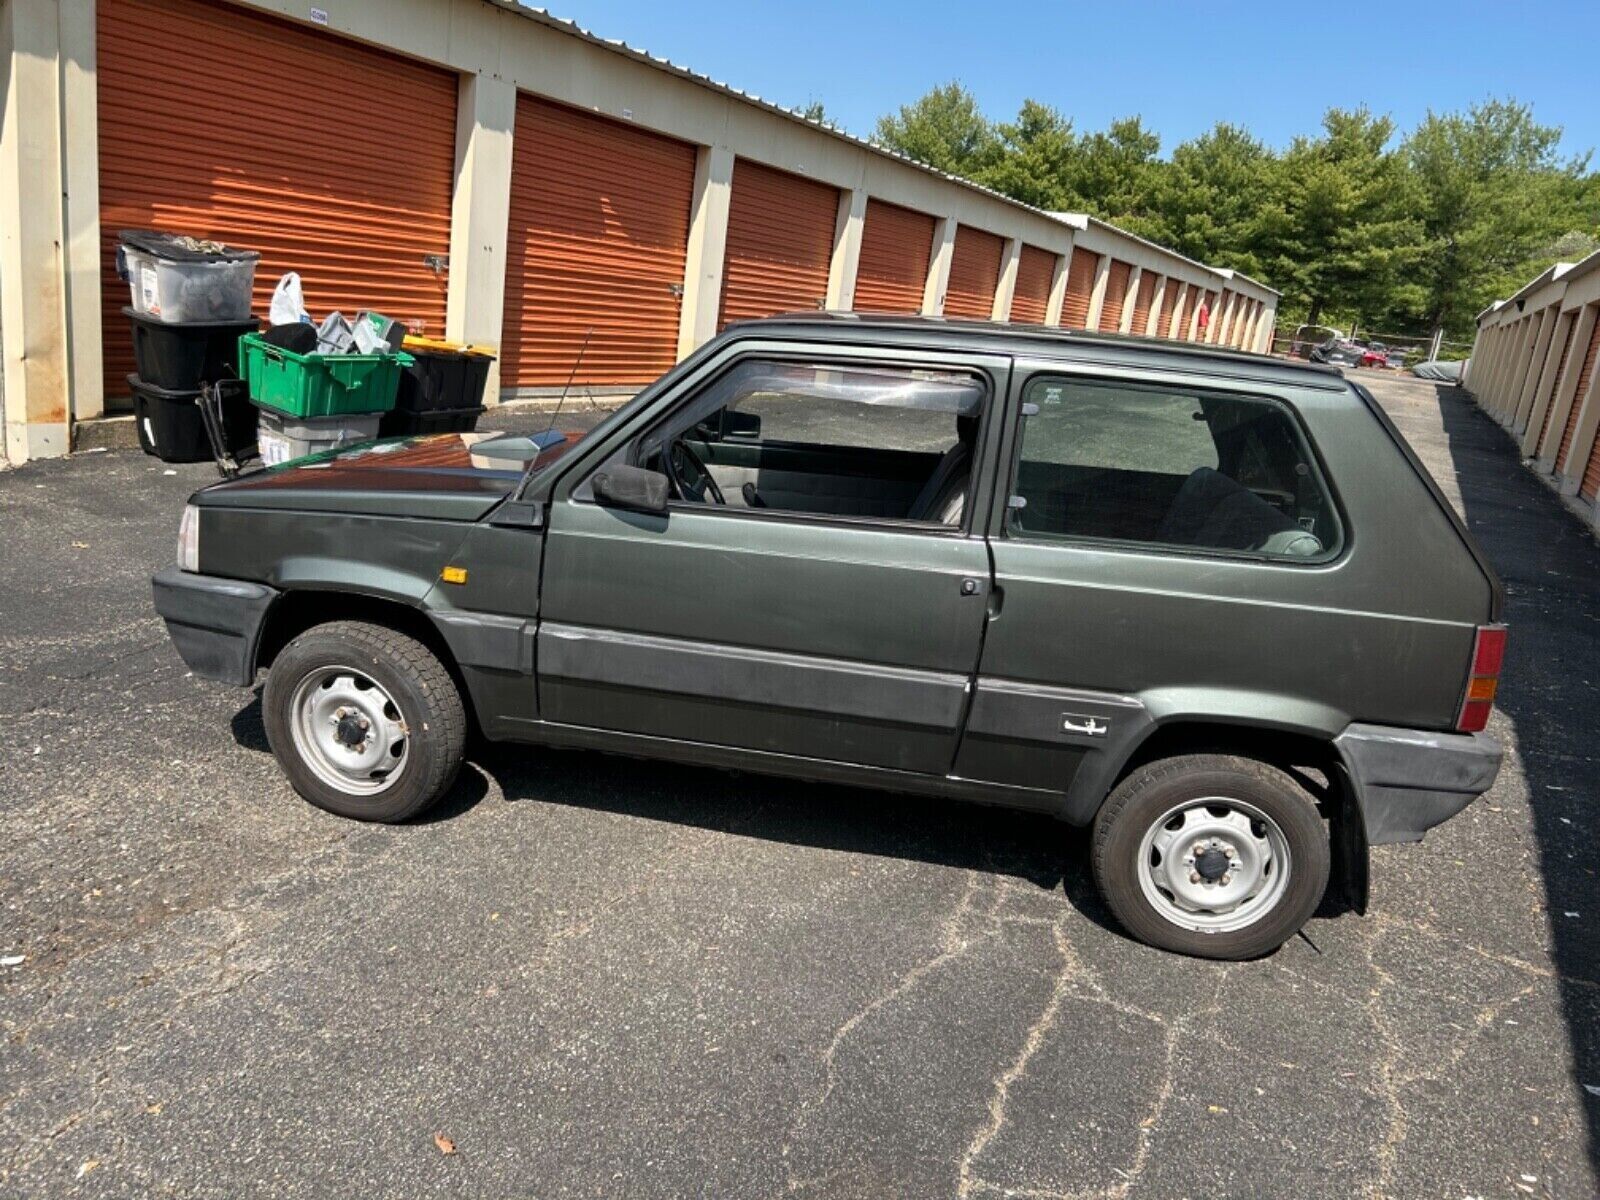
[591,464,670,514]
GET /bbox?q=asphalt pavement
[1,377,1596,1198]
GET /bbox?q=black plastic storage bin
[378,405,486,438]
[124,306,259,391]
[129,375,253,463]
[395,348,492,414]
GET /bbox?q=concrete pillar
[1167,283,1189,340]
[1044,250,1070,327]
[1516,315,1568,454]
[1084,254,1111,331]
[1146,275,1166,337]
[1,0,72,463]
[446,73,516,399]
[1256,305,1277,353]
[991,238,1020,322]
[824,189,866,311]
[60,0,100,425]
[675,144,735,359]
[1211,292,1236,346]
[922,217,957,316]
[1119,267,1141,334]
[1503,316,1541,424]
[1537,304,1597,470]
[1512,306,1557,433]
[1482,323,1508,407]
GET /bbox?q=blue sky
[540,1,1599,162]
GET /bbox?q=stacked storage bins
[238,333,412,465]
[382,337,494,436]
[118,230,260,463]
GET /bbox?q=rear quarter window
[1008,375,1343,561]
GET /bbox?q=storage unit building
[0,0,1280,463]
[95,0,456,406]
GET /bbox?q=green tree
[873,82,1000,178]
[1260,107,1420,328]
[1142,123,1275,275]
[982,100,1077,210]
[1063,117,1163,226]
[1404,99,1593,339]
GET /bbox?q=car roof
[720,312,1351,392]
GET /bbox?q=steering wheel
[665,438,726,505]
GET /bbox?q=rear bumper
[1334,722,1503,845]
[151,566,278,687]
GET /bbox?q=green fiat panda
[154,316,1505,958]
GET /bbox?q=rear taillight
[1456,624,1506,733]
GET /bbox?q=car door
[954,359,1347,805]
[535,343,1008,776]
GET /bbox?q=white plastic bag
[269,272,309,326]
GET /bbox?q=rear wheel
[1091,754,1329,959]
[263,620,465,822]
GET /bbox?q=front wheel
[1091,754,1329,959]
[263,620,466,822]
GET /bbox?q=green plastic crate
[238,332,413,419]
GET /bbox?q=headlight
[177,504,200,572]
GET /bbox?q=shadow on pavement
[1434,386,1600,1174]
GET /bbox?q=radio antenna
[518,326,592,490]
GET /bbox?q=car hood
[194,430,581,520]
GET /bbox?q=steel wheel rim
[1135,797,1292,934]
[288,665,410,797]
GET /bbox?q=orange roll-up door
[854,199,935,314]
[1130,271,1158,337]
[1097,260,1133,332]
[96,0,456,406]
[1009,245,1055,324]
[1556,307,1600,475]
[1061,247,1098,330]
[944,226,1004,319]
[502,95,695,389]
[719,160,838,329]
[1165,282,1188,338]
[1537,316,1579,452]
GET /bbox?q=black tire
[263,620,466,823]
[1091,754,1329,960]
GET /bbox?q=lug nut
[1221,873,1233,886]
[1192,842,1207,858]
[1189,871,1202,884]
[1223,846,1236,860]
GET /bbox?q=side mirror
[721,410,762,439]
[591,464,670,514]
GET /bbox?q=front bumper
[151,566,278,686]
[1334,722,1503,845]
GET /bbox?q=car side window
[637,358,987,526]
[1007,376,1339,559]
